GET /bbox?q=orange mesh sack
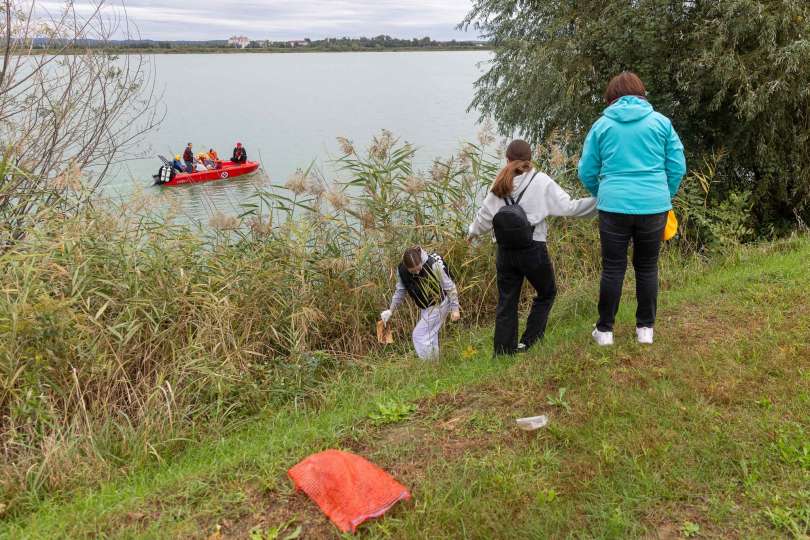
[288,449,411,533]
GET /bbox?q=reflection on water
[151,168,273,225]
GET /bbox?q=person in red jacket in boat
[182,143,194,172]
[231,142,247,164]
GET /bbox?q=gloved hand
[451,310,461,322]
[380,310,392,324]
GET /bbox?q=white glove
[380,310,392,324]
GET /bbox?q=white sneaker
[592,328,614,346]
[636,327,654,344]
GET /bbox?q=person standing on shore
[381,246,461,360]
[578,71,686,346]
[469,140,596,356]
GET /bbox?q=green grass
[2,237,809,538]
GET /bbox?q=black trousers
[597,210,668,332]
[494,241,557,355]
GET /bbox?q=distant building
[228,36,250,49]
[287,40,310,48]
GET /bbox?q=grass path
[2,239,809,539]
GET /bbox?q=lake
[106,51,491,223]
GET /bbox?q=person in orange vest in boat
[208,148,221,169]
[182,143,194,172]
[231,142,247,164]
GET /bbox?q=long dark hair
[491,140,532,198]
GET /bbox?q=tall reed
[0,129,601,515]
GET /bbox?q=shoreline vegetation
[28,45,491,55]
[3,211,808,536]
[2,127,797,528]
[3,0,810,536]
[26,35,491,55]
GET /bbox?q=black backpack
[492,171,539,250]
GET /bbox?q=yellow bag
[663,210,678,241]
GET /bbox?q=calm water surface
[107,51,490,223]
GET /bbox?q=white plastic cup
[515,415,549,431]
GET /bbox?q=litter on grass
[376,320,394,344]
[516,415,549,431]
[288,449,411,533]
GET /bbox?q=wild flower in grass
[402,175,425,196]
[209,211,239,230]
[325,189,349,211]
[369,129,394,161]
[336,136,355,156]
[285,169,309,195]
[477,118,496,147]
[461,345,478,360]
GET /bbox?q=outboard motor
[154,164,176,185]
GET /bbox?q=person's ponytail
[491,140,533,199]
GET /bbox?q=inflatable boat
[154,160,260,186]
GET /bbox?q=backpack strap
[513,171,540,205]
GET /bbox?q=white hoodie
[468,169,597,242]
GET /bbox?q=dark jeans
[494,241,557,355]
[597,210,668,332]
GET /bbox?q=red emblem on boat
[220,171,229,179]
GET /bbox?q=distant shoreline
[30,46,492,55]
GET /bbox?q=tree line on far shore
[29,35,489,52]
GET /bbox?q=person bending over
[381,246,461,360]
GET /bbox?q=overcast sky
[42,1,477,42]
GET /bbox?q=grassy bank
[1,236,807,538]
[0,133,602,516]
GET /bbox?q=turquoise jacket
[578,96,686,215]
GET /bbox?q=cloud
[38,0,475,41]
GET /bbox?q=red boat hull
[160,161,259,186]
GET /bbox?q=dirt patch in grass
[217,484,336,540]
